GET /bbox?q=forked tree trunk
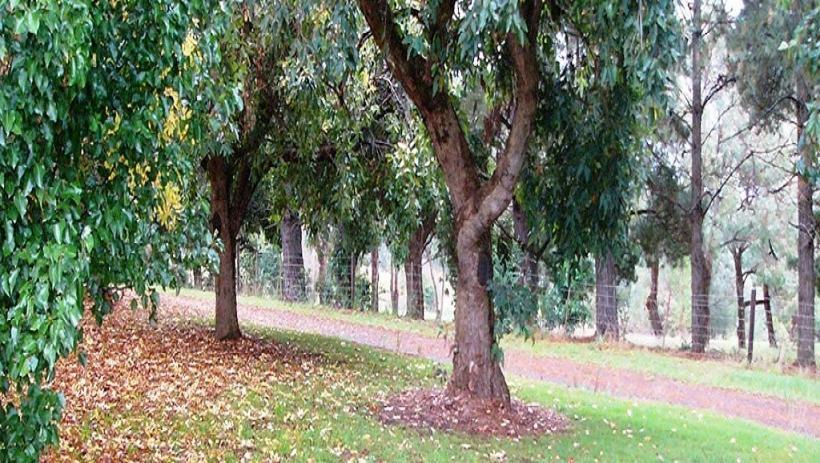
[595,251,618,339]
[371,247,380,312]
[448,233,509,403]
[732,247,747,349]
[763,284,777,348]
[646,260,663,336]
[357,0,540,406]
[795,75,815,368]
[281,209,306,302]
[690,0,710,353]
[208,156,241,340]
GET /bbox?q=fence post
[747,288,756,364]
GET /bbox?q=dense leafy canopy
[0,0,225,459]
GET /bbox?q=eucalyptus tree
[731,0,817,367]
[357,0,679,404]
[0,0,226,459]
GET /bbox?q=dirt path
[164,294,820,438]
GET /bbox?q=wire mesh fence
[186,249,817,363]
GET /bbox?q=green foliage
[632,161,691,267]
[491,259,594,344]
[0,0,224,458]
[490,263,540,347]
[731,0,818,180]
[518,0,681,266]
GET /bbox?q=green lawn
[166,288,820,404]
[110,320,820,462]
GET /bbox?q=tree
[682,0,741,353]
[0,0,223,459]
[281,206,307,302]
[357,0,542,403]
[202,0,354,336]
[731,0,817,367]
[358,0,679,404]
[633,161,690,336]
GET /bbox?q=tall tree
[731,0,817,367]
[358,0,542,403]
[358,0,679,404]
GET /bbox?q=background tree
[633,160,691,336]
[731,0,817,367]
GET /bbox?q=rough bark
[281,209,306,302]
[405,217,435,320]
[512,198,538,290]
[390,258,399,316]
[207,156,242,340]
[316,238,328,304]
[732,246,747,349]
[357,0,541,405]
[595,251,619,339]
[690,0,711,353]
[371,247,380,312]
[449,234,510,403]
[763,284,777,348]
[646,260,663,336]
[795,72,816,368]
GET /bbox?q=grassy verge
[66,317,819,462]
[165,288,819,405]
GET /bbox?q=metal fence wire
[188,249,817,361]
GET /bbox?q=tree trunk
[690,0,710,353]
[447,233,509,403]
[427,253,440,321]
[390,258,399,316]
[193,266,203,290]
[763,284,777,348]
[208,156,241,340]
[405,217,434,320]
[281,208,306,302]
[646,260,663,336]
[371,247,380,312]
[349,253,358,309]
[595,251,619,339]
[512,198,538,290]
[235,242,242,295]
[795,73,815,368]
[405,244,425,320]
[732,247,746,349]
[316,238,328,304]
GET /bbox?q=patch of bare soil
[376,389,569,438]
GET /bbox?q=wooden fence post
[747,288,756,364]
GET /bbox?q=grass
[166,288,819,404]
[72,319,820,462]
